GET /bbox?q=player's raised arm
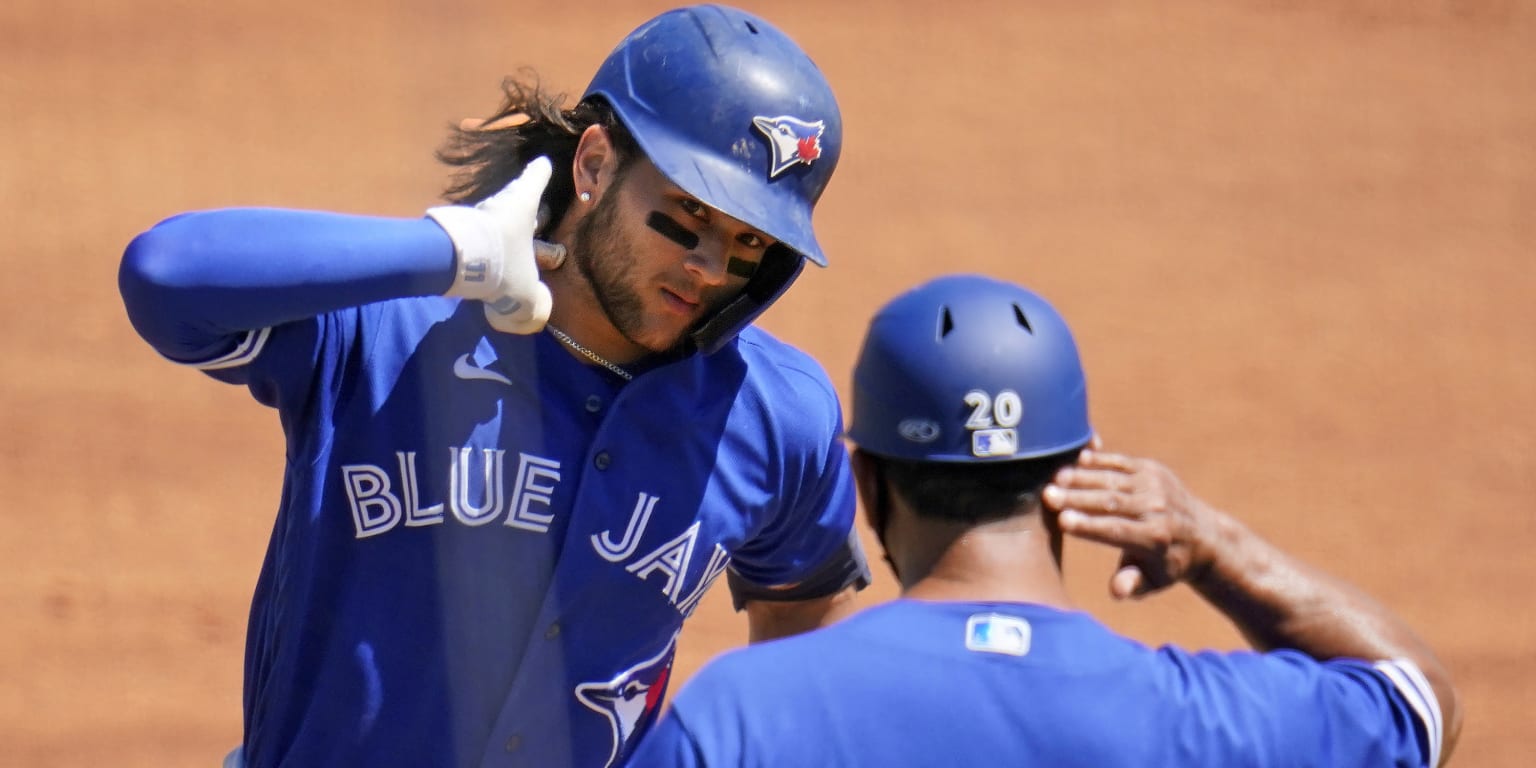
[119,157,563,362]
[1044,451,1462,765]
[119,210,454,359]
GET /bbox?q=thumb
[1110,563,1145,601]
[534,240,567,271]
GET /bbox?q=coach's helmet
[584,4,842,354]
[848,274,1093,463]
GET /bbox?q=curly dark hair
[435,72,643,235]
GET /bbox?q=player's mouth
[659,287,701,316]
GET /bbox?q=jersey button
[584,395,603,413]
[594,452,611,470]
[544,622,561,640]
[504,734,522,752]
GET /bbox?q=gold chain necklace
[546,325,634,381]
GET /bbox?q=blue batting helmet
[584,5,840,354]
[848,274,1093,463]
[585,4,840,267]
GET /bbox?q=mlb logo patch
[965,613,1032,657]
[971,428,1018,458]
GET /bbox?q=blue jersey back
[179,294,856,767]
[631,600,1442,768]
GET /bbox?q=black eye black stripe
[647,210,759,279]
[726,257,758,279]
[646,211,700,250]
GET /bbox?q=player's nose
[683,235,732,286]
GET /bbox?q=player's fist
[427,156,568,334]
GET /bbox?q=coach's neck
[889,502,1076,610]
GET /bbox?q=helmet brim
[616,105,828,269]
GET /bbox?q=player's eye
[678,198,707,219]
[736,232,767,250]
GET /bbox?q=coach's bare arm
[743,586,860,644]
[1043,449,1462,766]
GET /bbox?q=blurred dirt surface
[2,1,1530,765]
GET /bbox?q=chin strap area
[688,244,805,355]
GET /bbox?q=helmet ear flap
[689,244,803,355]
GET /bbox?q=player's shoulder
[730,326,839,402]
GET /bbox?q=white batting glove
[427,156,567,334]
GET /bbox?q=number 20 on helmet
[848,274,1094,463]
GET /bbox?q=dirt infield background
[3,0,1531,765]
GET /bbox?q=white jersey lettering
[341,448,563,538]
[399,451,444,526]
[506,453,562,532]
[343,464,403,537]
[450,447,505,526]
[592,493,661,562]
[626,522,700,604]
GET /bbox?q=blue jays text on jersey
[629,600,1445,768]
[119,209,865,768]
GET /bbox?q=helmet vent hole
[744,21,759,34]
[938,307,955,338]
[1013,304,1033,333]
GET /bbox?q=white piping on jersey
[1373,658,1442,768]
[183,327,273,370]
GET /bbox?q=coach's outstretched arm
[1043,449,1462,766]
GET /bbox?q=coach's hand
[428,155,567,334]
[1042,450,1220,600]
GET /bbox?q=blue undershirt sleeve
[119,207,457,362]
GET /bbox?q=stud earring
[579,191,592,203]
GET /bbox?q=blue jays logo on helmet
[752,115,826,178]
[575,633,678,768]
[584,4,841,269]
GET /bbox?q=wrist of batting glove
[426,156,556,334]
[427,204,507,301]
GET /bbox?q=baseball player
[117,6,869,767]
[628,274,1461,767]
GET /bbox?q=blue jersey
[119,209,865,768]
[630,600,1444,768]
